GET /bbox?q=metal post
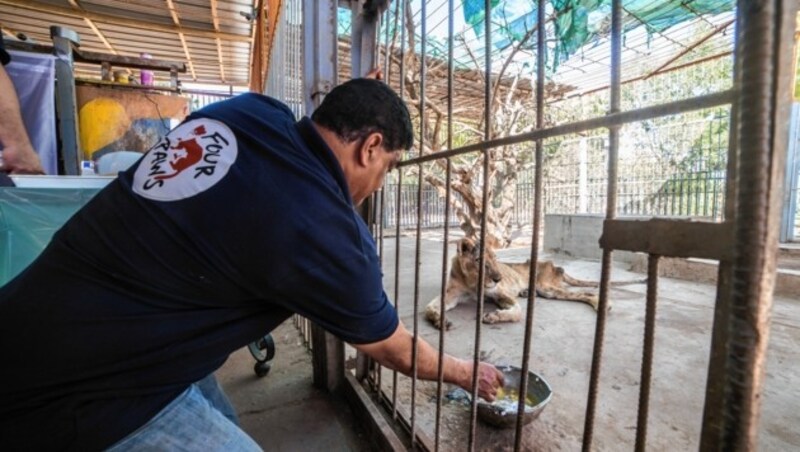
[718,0,797,448]
[49,26,81,175]
[303,0,337,115]
[700,7,744,445]
[304,0,344,392]
[350,0,379,79]
[350,0,386,384]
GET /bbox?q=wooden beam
[210,0,225,82]
[248,0,267,92]
[263,0,282,84]
[644,18,735,79]
[163,0,196,80]
[247,1,258,91]
[74,48,186,72]
[83,19,117,55]
[0,0,252,43]
[569,50,733,99]
[66,0,118,56]
[1,25,22,39]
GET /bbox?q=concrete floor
[213,235,800,451]
[377,236,800,451]
[215,322,369,452]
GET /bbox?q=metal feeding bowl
[477,366,552,429]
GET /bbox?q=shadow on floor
[215,322,371,452]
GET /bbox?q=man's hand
[1,143,44,175]
[353,323,504,401]
[459,360,505,402]
[365,67,383,81]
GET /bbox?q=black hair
[311,78,414,151]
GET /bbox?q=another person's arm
[0,64,43,174]
[354,322,505,401]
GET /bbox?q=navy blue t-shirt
[0,93,398,450]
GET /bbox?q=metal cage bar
[467,0,494,449]
[634,254,660,450]
[433,1,456,448]
[513,0,547,449]
[396,91,733,169]
[409,0,429,444]
[327,1,797,450]
[582,0,622,449]
[719,0,797,448]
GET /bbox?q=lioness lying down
[425,237,645,329]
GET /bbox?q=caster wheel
[248,334,276,362]
[254,361,271,378]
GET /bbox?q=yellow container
[113,70,129,84]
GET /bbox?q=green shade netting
[463,0,734,66]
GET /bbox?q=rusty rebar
[514,0,547,448]
[433,0,455,449]
[582,0,622,449]
[635,254,660,451]
[468,1,493,449]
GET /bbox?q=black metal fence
[384,169,727,230]
[384,108,730,230]
[184,90,235,112]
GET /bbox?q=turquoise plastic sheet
[0,188,101,285]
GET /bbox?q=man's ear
[357,132,384,167]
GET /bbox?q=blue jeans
[107,375,261,451]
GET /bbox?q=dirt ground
[371,235,800,451]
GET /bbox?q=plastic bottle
[80,160,95,176]
[140,53,154,86]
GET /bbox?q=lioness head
[454,237,503,290]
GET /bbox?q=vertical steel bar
[377,184,385,392]
[434,1,456,449]
[383,6,391,80]
[701,6,743,447]
[50,27,82,175]
[514,0,546,448]
[582,0,621,449]
[720,0,795,448]
[304,0,344,392]
[390,0,407,419]
[409,0,427,442]
[635,254,660,451]
[351,0,382,383]
[468,0,492,449]
[392,171,403,418]
[387,0,401,86]
[399,0,406,99]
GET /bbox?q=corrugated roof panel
[4,0,258,87]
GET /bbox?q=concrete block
[544,214,640,263]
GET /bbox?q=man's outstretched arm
[353,322,505,401]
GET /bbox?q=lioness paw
[482,312,500,324]
[435,319,453,330]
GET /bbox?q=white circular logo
[133,118,238,201]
